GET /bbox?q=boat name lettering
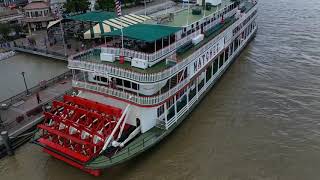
[190,38,225,76]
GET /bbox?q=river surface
[0,53,68,102]
[1,0,320,179]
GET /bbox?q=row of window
[157,21,257,119]
[181,3,237,37]
[233,10,257,35]
[93,76,140,91]
[26,10,49,18]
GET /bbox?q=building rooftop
[24,2,49,10]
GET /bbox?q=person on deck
[36,92,42,104]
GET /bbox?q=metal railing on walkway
[0,71,72,107]
[0,88,75,133]
[13,45,67,60]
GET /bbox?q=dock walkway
[0,78,72,137]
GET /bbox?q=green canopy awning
[66,11,116,23]
[103,24,182,42]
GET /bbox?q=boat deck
[74,51,171,74]
[73,17,235,74]
[86,127,165,169]
[72,0,256,75]
[164,0,232,27]
[177,16,236,60]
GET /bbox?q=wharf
[12,46,67,61]
[0,76,73,157]
[0,76,72,139]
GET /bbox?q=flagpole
[187,0,190,26]
[203,0,206,18]
[144,0,147,16]
[121,24,124,49]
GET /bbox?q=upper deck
[68,0,257,82]
[164,0,232,27]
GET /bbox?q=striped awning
[47,19,62,29]
[84,14,151,39]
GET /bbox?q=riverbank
[0,71,72,135]
[0,53,68,101]
[0,73,73,158]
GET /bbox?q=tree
[11,24,23,36]
[0,23,11,41]
[96,0,114,11]
[64,0,90,13]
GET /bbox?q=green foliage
[96,0,114,11]
[0,23,11,40]
[64,0,90,13]
[11,24,23,35]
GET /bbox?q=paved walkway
[123,0,170,14]
[0,78,72,136]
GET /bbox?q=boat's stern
[34,95,126,176]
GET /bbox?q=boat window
[176,88,186,100]
[213,58,218,74]
[124,80,131,88]
[157,105,164,117]
[101,76,108,83]
[132,83,139,90]
[116,78,123,86]
[206,64,212,81]
[225,47,229,61]
[166,97,175,108]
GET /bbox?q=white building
[22,0,54,34]
[197,0,222,6]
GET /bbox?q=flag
[114,0,122,16]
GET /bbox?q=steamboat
[33,0,258,176]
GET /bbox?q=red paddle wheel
[36,95,123,176]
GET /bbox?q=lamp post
[144,0,147,16]
[21,72,30,96]
[59,20,67,57]
[0,114,3,129]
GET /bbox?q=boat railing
[68,27,224,83]
[109,133,158,162]
[73,76,189,106]
[0,71,72,109]
[89,130,160,165]
[69,4,258,83]
[99,30,201,65]
[203,8,237,32]
[98,7,237,65]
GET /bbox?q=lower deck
[87,127,164,168]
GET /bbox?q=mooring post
[1,131,14,156]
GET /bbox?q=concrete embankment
[12,46,67,61]
[0,71,74,158]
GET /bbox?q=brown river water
[1,0,320,179]
[0,53,68,102]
